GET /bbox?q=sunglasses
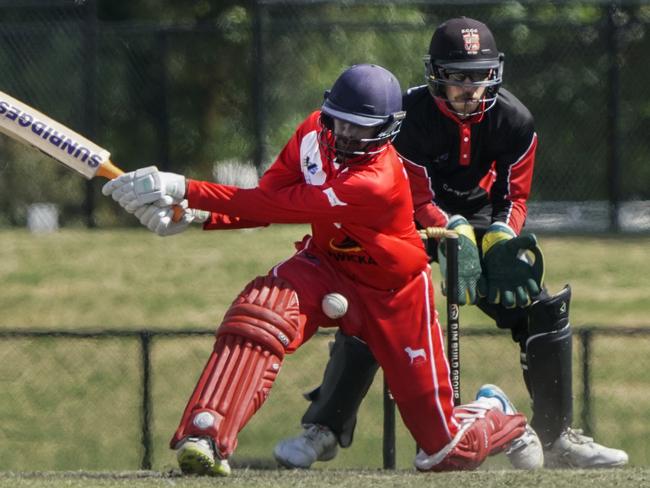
[443,70,492,83]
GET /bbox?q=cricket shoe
[273,424,339,469]
[476,384,544,470]
[175,436,231,476]
[544,428,628,468]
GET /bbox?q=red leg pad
[420,408,527,472]
[170,276,301,458]
[484,409,528,456]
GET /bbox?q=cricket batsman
[103,63,542,475]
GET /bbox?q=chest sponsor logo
[442,183,471,197]
[327,236,377,265]
[329,235,362,253]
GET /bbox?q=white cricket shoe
[273,424,339,469]
[545,428,628,468]
[175,436,231,477]
[475,384,544,470]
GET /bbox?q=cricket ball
[321,292,348,319]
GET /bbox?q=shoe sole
[545,454,628,469]
[178,445,231,477]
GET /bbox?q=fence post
[606,2,623,232]
[139,331,153,469]
[580,328,594,436]
[155,29,171,172]
[82,0,98,228]
[382,378,396,469]
[251,0,267,169]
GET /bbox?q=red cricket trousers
[273,244,459,455]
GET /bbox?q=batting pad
[416,407,526,472]
[170,275,301,458]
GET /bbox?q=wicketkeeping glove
[134,200,210,237]
[101,166,187,213]
[477,222,545,309]
[439,215,481,305]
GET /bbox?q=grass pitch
[0,468,648,488]
[1,228,650,472]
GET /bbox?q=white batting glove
[101,166,187,213]
[134,200,210,237]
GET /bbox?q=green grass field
[2,227,650,329]
[1,468,650,488]
[1,227,650,484]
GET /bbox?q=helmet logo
[461,28,480,55]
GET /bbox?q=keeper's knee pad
[524,285,573,444]
[170,275,301,458]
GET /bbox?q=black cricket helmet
[320,63,405,160]
[424,17,504,116]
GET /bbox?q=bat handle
[97,161,184,222]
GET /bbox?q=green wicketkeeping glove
[439,215,481,305]
[477,222,545,309]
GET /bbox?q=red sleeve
[187,168,390,225]
[402,156,449,228]
[202,213,270,230]
[186,113,393,225]
[199,114,310,230]
[491,133,537,234]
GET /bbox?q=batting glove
[134,200,210,237]
[102,166,187,213]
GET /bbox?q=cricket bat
[0,89,182,220]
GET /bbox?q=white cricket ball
[322,292,348,319]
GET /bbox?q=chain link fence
[1,327,649,470]
[0,1,649,230]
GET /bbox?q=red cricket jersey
[186,111,429,291]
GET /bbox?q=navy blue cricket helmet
[320,64,405,159]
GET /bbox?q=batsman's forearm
[203,212,270,230]
[187,179,311,223]
[186,179,380,225]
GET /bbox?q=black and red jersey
[395,85,537,234]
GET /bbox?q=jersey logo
[404,346,427,365]
[304,155,318,175]
[433,152,449,167]
[442,183,471,197]
[329,235,362,253]
[300,131,326,185]
[322,187,347,207]
[461,28,480,55]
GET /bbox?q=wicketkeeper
[272,17,628,470]
[103,63,542,476]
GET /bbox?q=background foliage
[0,1,649,229]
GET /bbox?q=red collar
[434,97,486,125]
